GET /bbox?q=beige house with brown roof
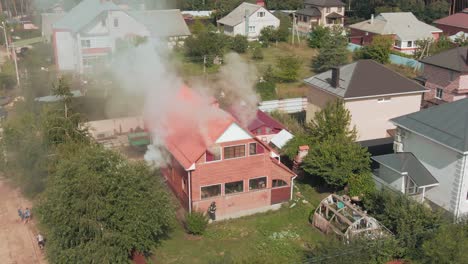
[294,0,345,35]
[304,60,427,141]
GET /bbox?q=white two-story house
[294,0,345,35]
[373,99,468,220]
[217,2,280,40]
[52,0,190,73]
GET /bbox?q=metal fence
[259,97,308,113]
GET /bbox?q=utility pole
[203,55,206,75]
[11,43,20,88]
[292,13,295,45]
[1,21,9,56]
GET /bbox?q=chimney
[370,14,374,24]
[256,0,265,7]
[331,67,340,88]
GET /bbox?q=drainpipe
[187,170,192,213]
[245,9,249,38]
[290,175,297,200]
[454,154,467,221]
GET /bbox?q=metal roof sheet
[420,46,468,73]
[217,2,262,27]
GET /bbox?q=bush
[275,56,302,83]
[229,35,248,53]
[185,211,209,235]
[308,26,329,48]
[252,47,264,60]
[256,81,277,101]
[184,31,227,64]
[355,35,393,64]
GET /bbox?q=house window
[182,177,187,193]
[394,40,401,47]
[272,179,288,188]
[257,11,265,17]
[377,97,391,103]
[114,18,119,27]
[337,7,342,12]
[224,145,246,159]
[101,19,106,27]
[326,7,330,13]
[406,178,417,195]
[81,39,91,48]
[225,181,243,194]
[302,15,308,22]
[407,41,412,47]
[249,177,267,190]
[249,142,265,155]
[206,147,221,162]
[201,184,221,199]
[256,128,262,135]
[435,88,443,99]
[249,26,256,33]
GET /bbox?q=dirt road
[0,178,47,264]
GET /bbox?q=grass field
[153,180,329,264]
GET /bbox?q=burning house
[148,86,297,220]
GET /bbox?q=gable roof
[217,2,264,27]
[434,11,468,30]
[391,98,468,153]
[420,47,468,73]
[295,7,321,17]
[128,10,191,37]
[229,109,286,132]
[372,152,438,187]
[349,12,442,40]
[161,86,235,169]
[53,0,120,32]
[304,60,427,99]
[304,0,345,7]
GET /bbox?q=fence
[346,44,422,70]
[258,97,308,113]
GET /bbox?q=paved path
[0,178,46,264]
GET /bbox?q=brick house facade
[420,47,468,106]
[155,87,296,221]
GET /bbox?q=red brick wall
[163,157,189,210]
[190,138,293,218]
[422,64,462,102]
[434,24,468,36]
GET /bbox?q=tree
[308,26,329,48]
[275,55,302,82]
[256,81,277,100]
[270,111,304,135]
[414,36,454,59]
[355,35,393,64]
[38,144,175,263]
[312,26,349,73]
[421,220,468,264]
[184,31,227,65]
[229,35,248,53]
[259,26,279,46]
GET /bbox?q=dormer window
[224,145,246,159]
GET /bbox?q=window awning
[372,152,438,188]
[326,12,344,19]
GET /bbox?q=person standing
[17,207,24,222]
[24,208,31,223]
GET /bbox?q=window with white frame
[249,177,267,190]
[394,40,401,47]
[206,147,221,162]
[326,7,330,12]
[81,39,91,48]
[407,41,413,47]
[224,145,245,159]
[337,7,342,12]
[225,181,244,194]
[249,142,265,155]
[249,26,256,33]
[257,11,265,17]
[377,97,391,103]
[101,19,106,27]
[435,88,443,99]
[114,18,119,27]
[272,179,288,188]
[201,184,221,199]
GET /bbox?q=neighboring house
[229,109,286,143]
[294,0,345,35]
[433,8,468,36]
[42,13,66,42]
[155,86,296,220]
[217,2,280,40]
[52,0,190,73]
[304,60,427,141]
[349,12,442,55]
[419,47,468,107]
[376,99,468,219]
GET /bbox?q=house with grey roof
[419,47,468,107]
[217,2,279,40]
[304,60,427,141]
[373,98,468,219]
[349,12,442,55]
[294,0,345,35]
[52,0,190,73]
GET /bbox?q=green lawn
[153,181,329,264]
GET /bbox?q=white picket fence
[258,97,308,113]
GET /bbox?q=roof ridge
[343,60,361,98]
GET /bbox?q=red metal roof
[434,12,468,30]
[229,109,286,133]
[147,86,234,170]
